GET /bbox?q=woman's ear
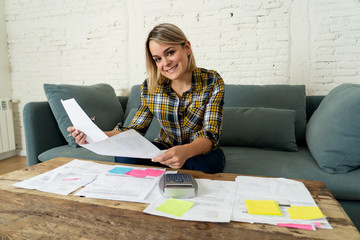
[184,40,191,55]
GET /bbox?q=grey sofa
[23,84,360,230]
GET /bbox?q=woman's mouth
[166,65,177,73]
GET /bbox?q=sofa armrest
[23,102,67,166]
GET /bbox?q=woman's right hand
[67,126,88,145]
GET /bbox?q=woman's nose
[163,57,171,66]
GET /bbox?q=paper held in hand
[61,98,163,159]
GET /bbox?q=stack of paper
[74,166,166,203]
[13,160,100,195]
[14,159,166,203]
[231,176,332,230]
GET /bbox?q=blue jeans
[114,142,226,174]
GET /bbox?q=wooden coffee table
[0,157,359,239]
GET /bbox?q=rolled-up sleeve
[191,73,224,149]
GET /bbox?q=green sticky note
[288,206,326,220]
[245,200,282,216]
[156,198,194,217]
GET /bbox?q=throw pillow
[220,107,298,152]
[306,83,360,174]
[224,85,306,144]
[44,83,124,147]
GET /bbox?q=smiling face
[149,40,191,82]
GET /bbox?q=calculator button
[174,174,184,182]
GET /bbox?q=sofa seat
[223,146,360,201]
[39,145,114,163]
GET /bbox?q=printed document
[13,160,100,195]
[61,98,163,159]
[75,168,162,203]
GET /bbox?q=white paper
[61,98,163,158]
[234,176,316,205]
[81,129,163,159]
[61,98,108,143]
[37,172,97,195]
[13,160,98,195]
[75,173,160,203]
[13,171,56,190]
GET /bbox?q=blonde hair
[145,23,196,92]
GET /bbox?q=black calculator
[159,173,198,198]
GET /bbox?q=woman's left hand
[152,145,190,169]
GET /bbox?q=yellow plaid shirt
[123,68,225,149]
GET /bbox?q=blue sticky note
[108,167,133,174]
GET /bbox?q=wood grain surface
[0,157,359,240]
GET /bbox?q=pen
[67,116,96,138]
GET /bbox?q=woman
[68,23,225,173]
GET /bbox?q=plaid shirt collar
[154,68,202,96]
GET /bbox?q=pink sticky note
[62,178,80,181]
[145,168,165,177]
[126,169,148,178]
[277,223,315,231]
[314,222,322,227]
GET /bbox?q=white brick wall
[4,0,360,154]
[308,0,360,94]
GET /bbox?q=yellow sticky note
[288,206,326,220]
[245,200,282,216]
[156,198,194,217]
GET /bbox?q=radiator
[0,99,16,154]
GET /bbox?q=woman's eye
[167,51,175,56]
[154,58,161,63]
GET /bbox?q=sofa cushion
[220,107,297,151]
[306,83,360,174]
[124,108,160,141]
[44,83,124,147]
[39,145,114,162]
[224,85,306,144]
